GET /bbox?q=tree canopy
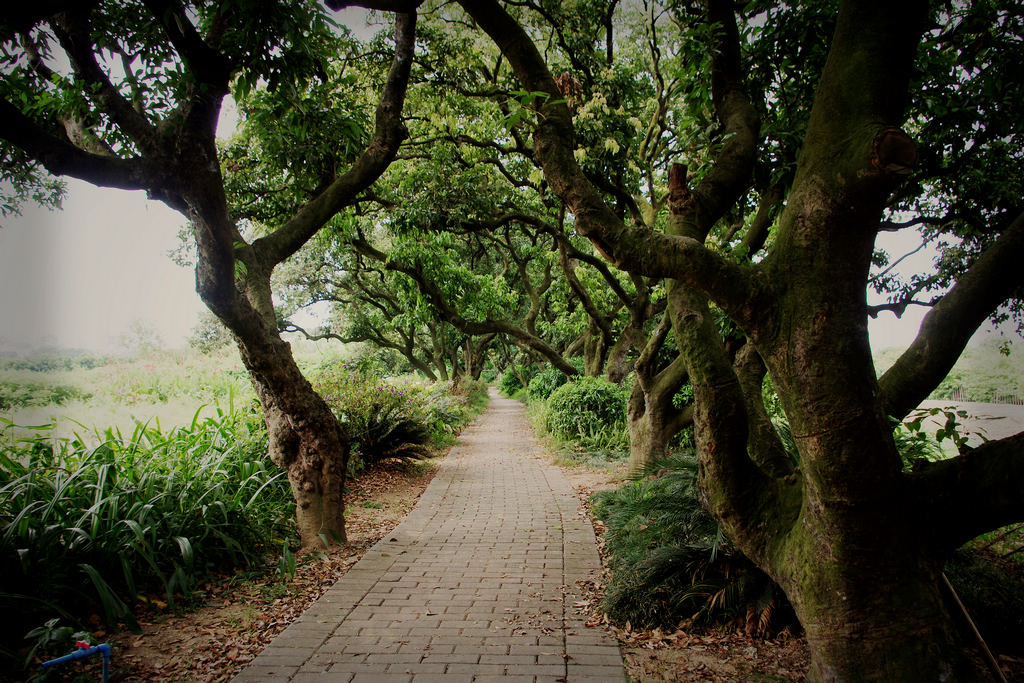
[3,0,1023,679]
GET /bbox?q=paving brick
[231,391,624,683]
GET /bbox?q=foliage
[313,365,483,470]
[944,548,1024,653]
[927,342,1024,404]
[0,355,114,373]
[497,368,528,397]
[0,380,89,410]
[188,312,235,354]
[0,408,291,660]
[526,366,569,402]
[545,376,628,449]
[901,407,976,456]
[593,454,792,634]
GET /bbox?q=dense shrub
[497,368,526,397]
[0,354,113,373]
[313,366,487,470]
[0,409,290,658]
[593,454,793,634]
[315,366,431,467]
[526,367,568,402]
[545,376,627,447]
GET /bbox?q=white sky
[0,180,205,354]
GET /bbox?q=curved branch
[0,97,154,192]
[253,11,416,267]
[879,212,1024,420]
[911,432,1024,550]
[355,239,577,377]
[51,9,161,155]
[455,0,761,329]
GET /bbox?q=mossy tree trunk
[625,313,692,472]
[461,0,1024,677]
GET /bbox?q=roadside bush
[545,376,627,448]
[592,453,794,635]
[315,366,431,468]
[497,368,526,397]
[0,408,290,663]
[526,367,568,402]
[314,366,487,470]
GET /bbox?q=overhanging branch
[911,432,1024,549]
[879,212,1024,420]
[253,11,416,266]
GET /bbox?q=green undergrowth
[593,435,1024,651]
[0,407,292,676]
[592,453,794,636]
[313,365,488,473]
[528,376,630,457]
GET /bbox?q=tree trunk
[191,204,352,550]
[243,335,349,547]
[626,378,689,473]
[773,534,981,681]
[605,326,639,384]
[583,318,608,377]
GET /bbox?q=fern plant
[593,453,794,635]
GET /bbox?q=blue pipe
[41,643,110,683]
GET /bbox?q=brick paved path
[233,390,625,682]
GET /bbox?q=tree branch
[0,97,154,192]
[142,0,231,136]
[879,211,1024,420]
[455,0,762,329]
[911,432,1024,550]
[51,9,162,155]
[253,11,416,266]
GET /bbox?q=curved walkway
[234,390,625,682]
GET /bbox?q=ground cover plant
[0,407,290,678]
[314,364,486,471]
[593,453,794,637]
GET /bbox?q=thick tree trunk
[626,378,689,473]
[605,326,639,384]
[232,321,351,548]
[582,319,608,377]
[774,538,981,681]
[191,204,352,550]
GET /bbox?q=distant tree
[187,311,233,354]
[118,318,163,355]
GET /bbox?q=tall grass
[0,407,290,651]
